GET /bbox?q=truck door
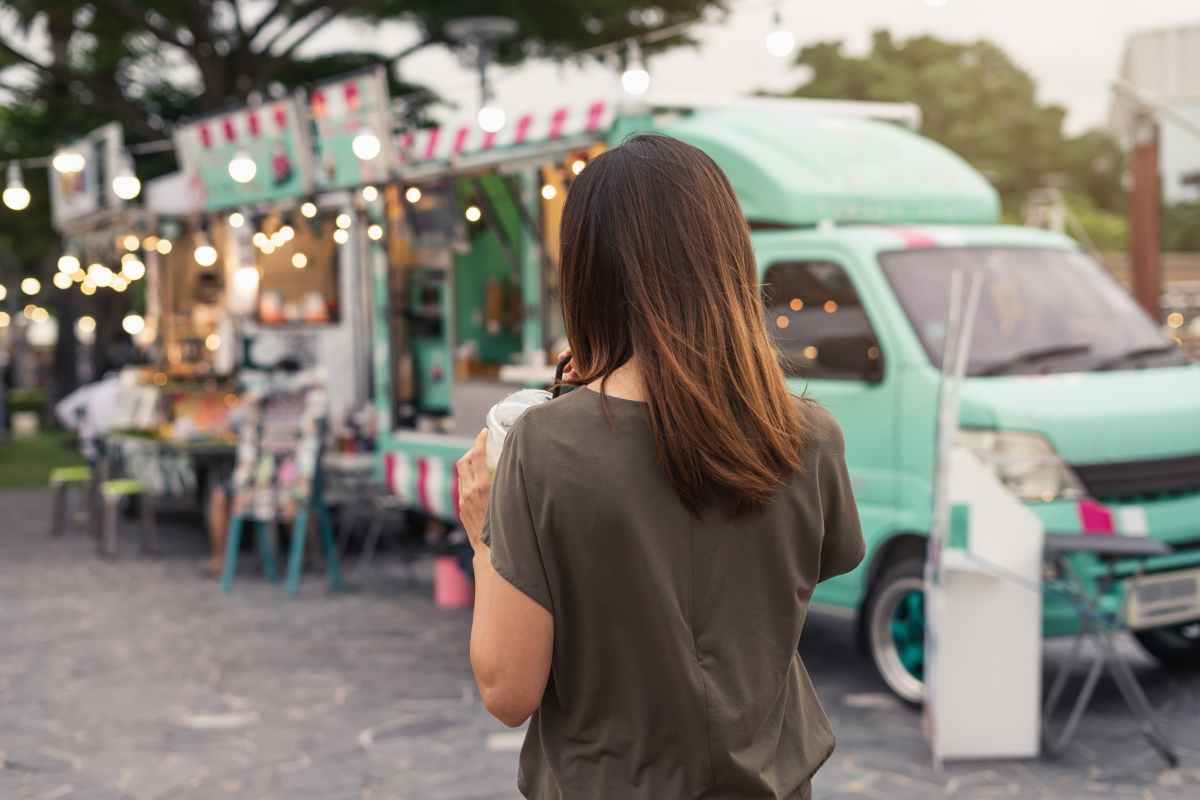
[761,257,896,607]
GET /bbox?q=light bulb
[352,131,382,160]
[0,284,6,301]
[228,151,257,184]
[53,272,72,290]
[0,311,8,328]
[765,10,796,59]
[20,277,40,295]
[52,149,86,174]
[58,254,81,274]
[252,232,268,249]
[77,315,96,336]
[333,229,349,245]
[291,253,308,269]
[4,163,30,211]
[621,41,651,97]
[571,159,586,175]
[336,213,351,229]
[194,240,218,267]
[228,212,245,228]
[89,264,113,288]
[122,314,145,336]
[142,235,158,251]
[80,281,96,296]
[111,276,129,293]
[121,235,138,252]
[368,224,384,240]
[362,185,379,202]
[205,333,222,351]
[477,103,506,134]
[541,184,557,201]
[278,225,294,242]
[111,152,140,200]
[121,259,146,281]
[301,202,318,218]
[156,239,173,255]
[71,269,85,283]
[405,186,422,203]
[465,205,482,223]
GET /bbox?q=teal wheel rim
[889,589,925,680]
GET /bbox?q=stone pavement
[2,487,1199,799]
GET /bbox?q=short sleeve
[816,415,866,582]
[481,418,554,613]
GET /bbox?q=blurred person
[456,134,865,799]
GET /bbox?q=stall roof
[619,104,1000,227]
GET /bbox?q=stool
[99,479,158,557]
[48,465,93,537]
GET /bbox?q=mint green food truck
[378,97,1200,703]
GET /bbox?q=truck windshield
[880,247,1188,376]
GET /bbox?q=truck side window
[762,261,883,381]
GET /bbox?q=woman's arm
[458,430,554,728]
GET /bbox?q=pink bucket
[434,555,474,609]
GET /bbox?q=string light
[228,211,245,228]
[571,159,586,175]
[405,186,422,203]
[20,277,40,295]
[621,40,651,96]
[52,149,86,174]
[121,258,146,281]
[336,213,352,229]
[142,234,159,251]
[765,7,796,59]
[252,231,269,249]
[0,311,8,328]
[352,131,382,160]
[88,264,113,288]
[362,185,379,202]
[3,163,30,211]
[121,314,145,336]
[156,238,173,255]
[0,285,6,301]
[301,201,318,218]
[111,152,141,200]
[333,228,349,245]
[541,184,558,200]
[278,224,294,242]
[111,276,129,292]
[52,272,72,289]
[228,151,257,184]
[205,333,222,351]
[58,254,80,274]
[477,78,505,133]
[80,281,96,296]
[193,232,218,267]
[71,269,85,283]
[368,224,384,240]
[77,315,96,338]
[291,253,308,269]
[122,234,140,251]
[465,205,482,222]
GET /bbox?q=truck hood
[959,366,1200,464]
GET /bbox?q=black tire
[862,557,927,705]
[1135,621,1200,670]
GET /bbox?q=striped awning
[397,99,614,169]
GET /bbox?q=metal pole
[1129,115,1163,321]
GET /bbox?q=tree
[0,0,722,396]
[776,30,1125,220]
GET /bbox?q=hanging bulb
[228,151,257,184]
[333,228,350,245]
[352,131,382,160]
[58,254,81,275]
[621,40,651,97]
[361,185,379,203]
[111,151,141,200]
[765,8,796,59]
[477,79,506,133]
[194,231,218,267]
[52,149,86,174]
[3,163,30,211]
[122,314,145,336]
[301,201,318,219]
[405,186,422,204]
[228,211,245,228]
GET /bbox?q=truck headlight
[957,430,1085,503]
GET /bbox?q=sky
[303,0,1200,135]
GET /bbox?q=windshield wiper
[974,344,1093,377]
[1091,344,1183,371]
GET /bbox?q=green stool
[48,465,94,538]
[99,479,158,557]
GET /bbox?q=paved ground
[3,488,1200,800]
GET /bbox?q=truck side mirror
[815,335,885,383]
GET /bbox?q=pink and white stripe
[396,100,614,167]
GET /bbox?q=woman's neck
[587,358,646,402]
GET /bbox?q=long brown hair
[560,133,809,514]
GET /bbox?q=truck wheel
[1134,622,1200,670]
[864,558,926,705]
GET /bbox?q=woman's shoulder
[793,396,846,455]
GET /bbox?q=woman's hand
[456,429,491,551]
[558,347,580,383]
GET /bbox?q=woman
[456,134,865,799]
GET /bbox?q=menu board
[309,66,395,190]
[49,123,125,230]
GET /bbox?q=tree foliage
[779,30,1126,218]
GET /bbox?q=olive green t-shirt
[482,387,865,799]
